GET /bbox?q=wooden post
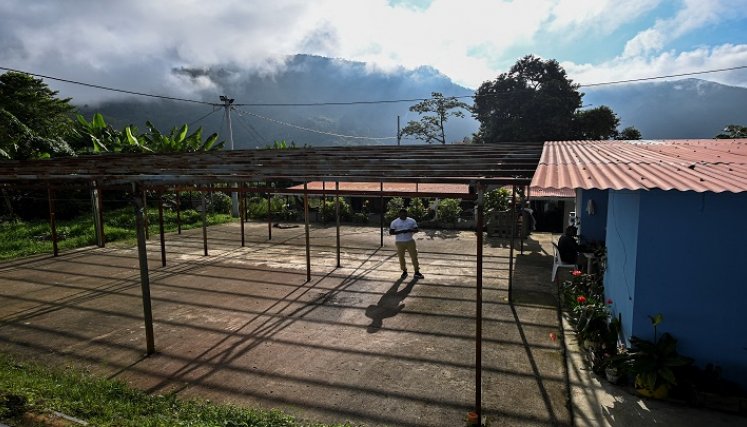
[47,186,58,257]
[304,182,311,282]
[335,181,341,268]
[133,184,155,355]
[158,191,166,267]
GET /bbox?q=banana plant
[141,121,223,153]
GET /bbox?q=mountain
[583,78,747,139]
[77,55,477,148]
[77,55,747,145]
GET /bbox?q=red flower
[577,296,587,304]
[571,270,583,277]
[607,299,613,305]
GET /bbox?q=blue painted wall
[579,189,609,243]
[606,189,747,388]
[603,191,639,346]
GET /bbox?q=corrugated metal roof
[531,139,747,193]
[0,143,544,188]
[288,181,469,194]
[528,186,575,199]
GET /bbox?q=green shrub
[320,198,351,222]
[484,187,511,212]
[384,197,405,222]
[437,198,462,225]
[208,192,232,214]
[246,196,297,220]
[408,197,429,221]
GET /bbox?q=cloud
[623,0,747,57]
[0,0,744,105]
[565,43,747,88]
[548,0,662,35]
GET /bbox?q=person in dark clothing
[557,226,581,265]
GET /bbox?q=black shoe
[414,272,424,279]
[401,271,408,279]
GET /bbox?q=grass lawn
[0,355,350,427]
[0,207,233,261]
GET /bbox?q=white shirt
[390,217,418,242]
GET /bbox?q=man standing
[389,208,424,279]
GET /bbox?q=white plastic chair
[552,242,577,283]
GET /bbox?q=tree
[400,92,471,144]
[574,106,620,140]
[616,126,642,140]
[0,71,76,159]
[715,124,747,139]
[473,55,582,143]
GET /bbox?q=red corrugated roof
[528,186,575,199]
[531,139,747,193]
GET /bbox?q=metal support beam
[304,182,311,282]
[143,189,149,240]
[267,191,272,240]
[509,184,517,300]
[91,181,105,247]
[175,190,181,234]
[380,181,384,247]
[335,181,341,268]
[475,183,485,426]
[133,185,155,355]
[240,185,246,247]
[47,186,58,257]
[201,190,208,256]
[158,191,166,267]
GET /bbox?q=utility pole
[220,95,239,217]
[397,115,401,146]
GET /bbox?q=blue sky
[0,0,745,103]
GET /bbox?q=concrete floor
[0,222,742,426]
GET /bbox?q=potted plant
[628,314,692,398]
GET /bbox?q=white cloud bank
[0,0,745,103]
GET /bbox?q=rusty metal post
[322,181,326,226]
[475,183,485,425]
[158,191,166,267]
[304,182,311,282]
[267,191,272,240]
[143,189,149,240]
[91,180,105,247]
[175,190,181,234]
[335,181,341,268]
[47,186,58,257]
[379,181,384,247]
[133,184,155,355]
[240,184,246,247]
[509,184,517,300]
[98,184,105,247]
[202,190,208,256]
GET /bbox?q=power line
[187,106,222,127]
[0,65,218,106]
[579,64,747,87]
[234,108,397,141]
[232,109,269,145]
[3,63,746,108]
